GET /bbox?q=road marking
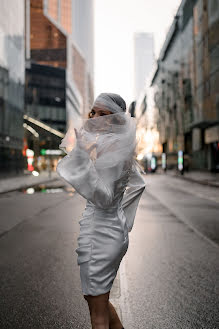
[119,256,134,325]
[109,254,133,324]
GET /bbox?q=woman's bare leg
[84,294,123,329]
[84,292,110,329]
[108,301,123,329]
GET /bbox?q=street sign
[40,149,63,155]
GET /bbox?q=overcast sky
[94,0,181,105]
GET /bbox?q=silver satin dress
[56,143,146,296]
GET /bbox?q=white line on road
[119,255,134,325]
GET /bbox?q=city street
[0,174,218,329]
[1,1,219,328]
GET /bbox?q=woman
[56,93,146,329]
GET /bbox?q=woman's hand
[74,128,97,154]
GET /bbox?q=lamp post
[178,150,184,175]
[162,153,167,172]
[47,136,52,178]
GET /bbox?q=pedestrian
[56,93,146,329]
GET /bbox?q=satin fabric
[56,143,145,296]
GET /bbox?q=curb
[160,171,219,188]
[0,177,60,195]
[173,174,219,188]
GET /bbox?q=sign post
[178,150,184,175]
[162,153,166,172]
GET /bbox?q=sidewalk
[0,170,60,194]
[162,169,219,187]
[1,167,218,194]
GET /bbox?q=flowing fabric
[59,112,137,184]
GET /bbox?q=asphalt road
[0,174,218,329]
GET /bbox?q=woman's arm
[122,162,146,232]
[56,143,113,209]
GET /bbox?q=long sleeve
[56,143,113,209]
[121,163,146,232]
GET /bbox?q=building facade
[0,0,94,175]
[25,63,66,133]
[29,0,94,120]
[0,0,26,174]
[23,0,94,171]
[134,32,155,101]
[43,0,94,117]
[72,0,94,112]
[151,0,219,171]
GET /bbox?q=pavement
[0,170,60,194]
[120,174,219,329]
[158,168,219,187]
[0,174,218,328]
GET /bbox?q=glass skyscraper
[0,0,26,174]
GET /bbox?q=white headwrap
[92,93,127,114]
[59,93,137,182]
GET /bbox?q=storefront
[205,125,219,172]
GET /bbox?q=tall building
[72,0,94,80]
[23,0,94,170]
[29,0,94,119]
[134,33,155,101]
[0,0,26,174]
[72,0,94,110]
[0,0,94,175]
[151,0,219,172]
[44,0,94,116]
